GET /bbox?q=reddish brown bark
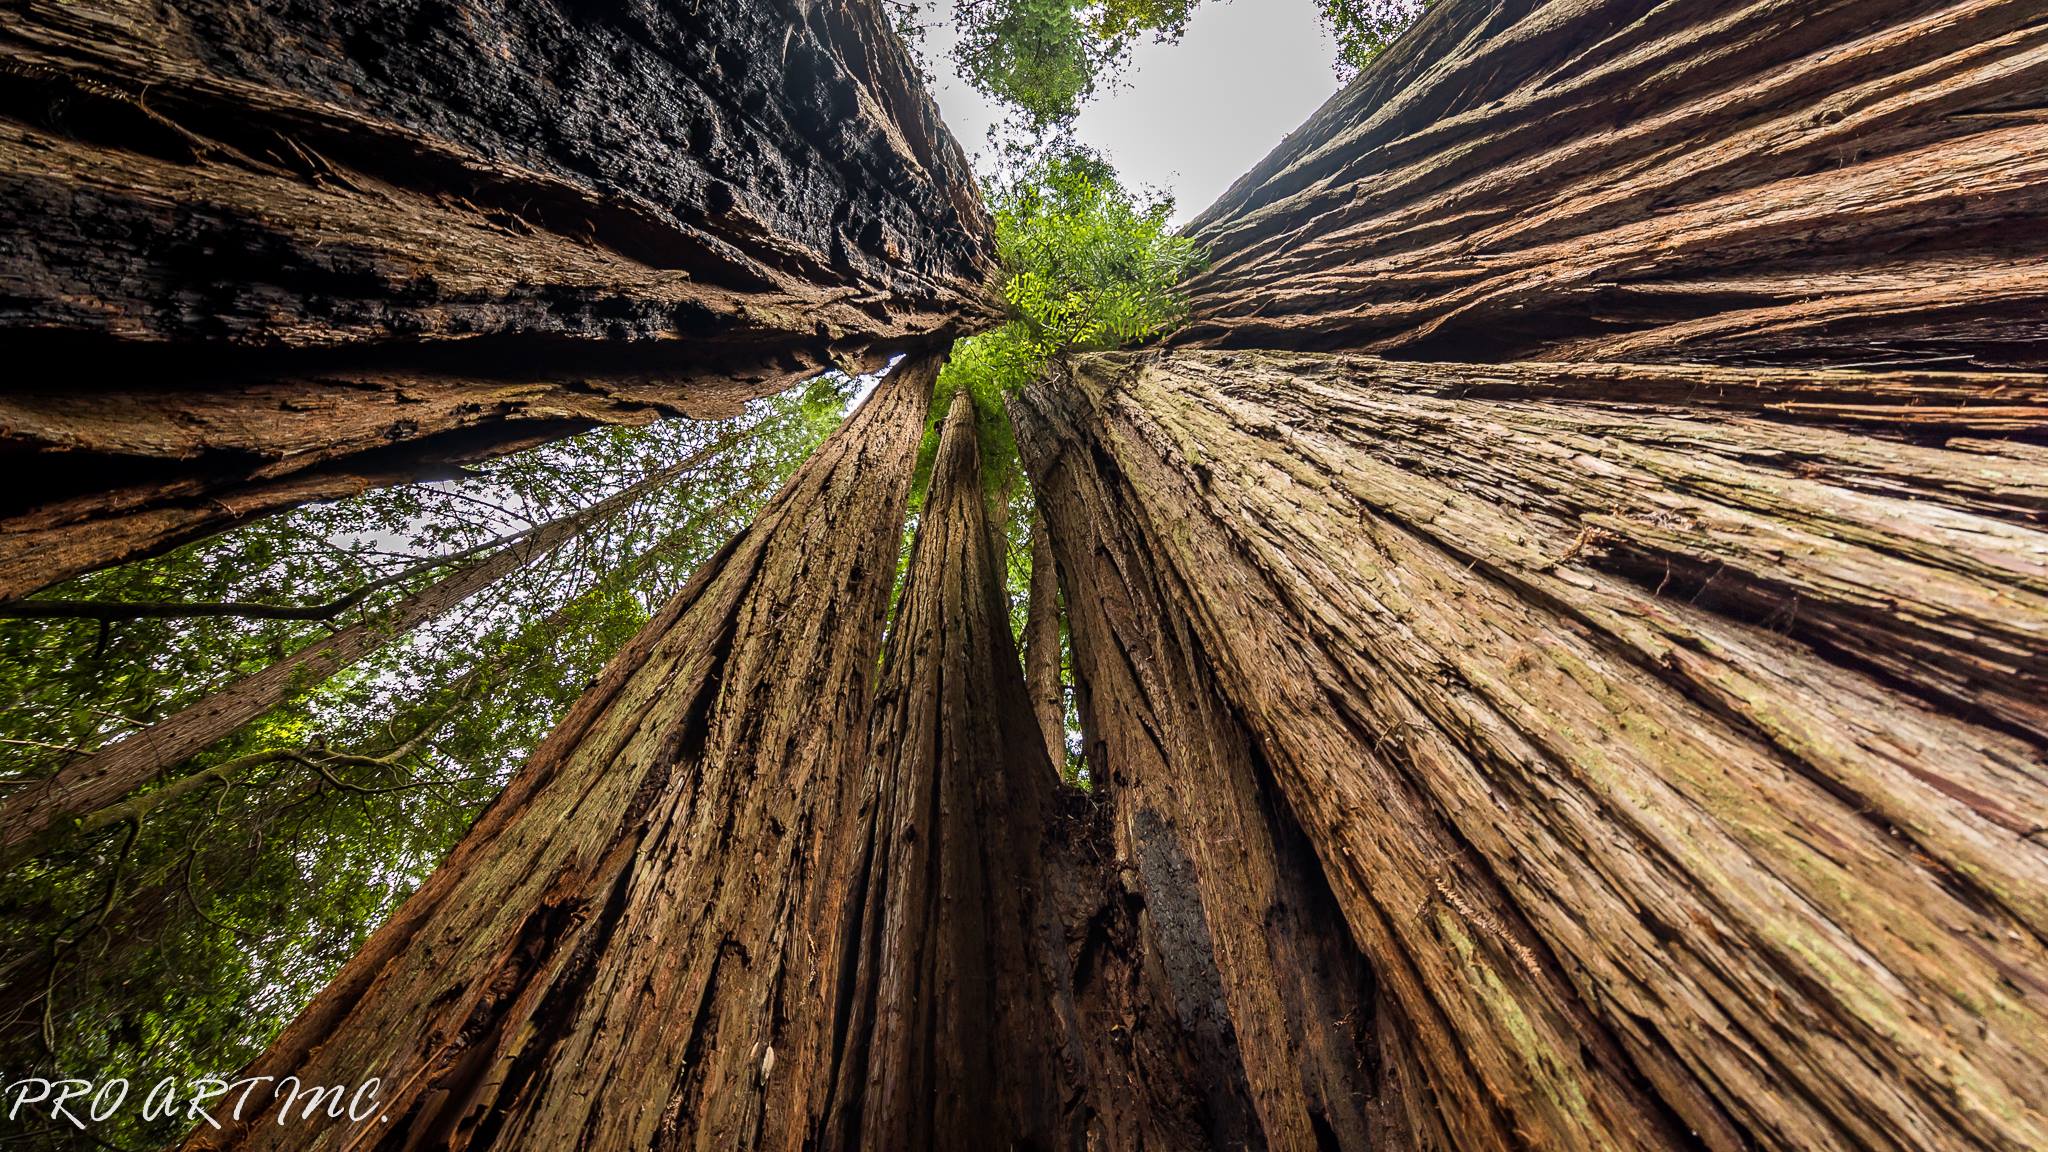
[1020,381,1446,1152]
[1022,514,1069,774]
[1017,347,2048,1152]
[179,355,933,1152]
[0,0,997,599]
[1178,0,2048,371]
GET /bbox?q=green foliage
[952,0,1197,130]
[916,145,1204,510]
[1319,0,1429,77]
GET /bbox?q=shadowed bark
[1177,0,2048,371]
[1017,347,2048,1152]
[0,0,998,599]
[178,355,933,1152]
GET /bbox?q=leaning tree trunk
[0,432,742,871]
[181,354,933,1152]
[1016,348,2048,1152]
[0,0,997,601]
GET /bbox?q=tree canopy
[921,145,1204,505]
[948,0,1427,127]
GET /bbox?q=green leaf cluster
[1319,0,1430,77]
[946,0,1425,129]
[916,145,1204,508]
[952,0,1197,130]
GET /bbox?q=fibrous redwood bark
[1177,0,2048,370]
[1018,347,2048,1152]
[1022,514,1069,773]
[181,355,933,1152]
[828,390,1282,1150]
[0,431,743,872]
[0,0,997,600]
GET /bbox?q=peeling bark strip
[0,0,997,599]
[0,432,745,872]
[1178,0,2048,369]
[1019,348,2048,1152]
[180,357,933,1152]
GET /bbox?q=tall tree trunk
[1103,3,2048,1146]
[0,0,997,600]
[0,433,739,871]
[842,389,1283,1150]
[1021,513,1069,773]
[1178,0,2048,371]
[822,390,1074,1148]
[180,354,933,1152]
[1016,347,2048,1152]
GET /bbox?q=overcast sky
[915,1,1348,221]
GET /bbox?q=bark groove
[1178,0,2048,371]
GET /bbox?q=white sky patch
[917,0,1347,221]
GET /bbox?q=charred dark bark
[0,0,998,599]
[178,355,934,1152]
[1177,0,2048,372]
[1017,347,2048,1152]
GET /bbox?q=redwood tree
[182,355,934,1152]
[15,0,2042,1149]
[1000,1,2048,1147]
[0,0,996,601]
